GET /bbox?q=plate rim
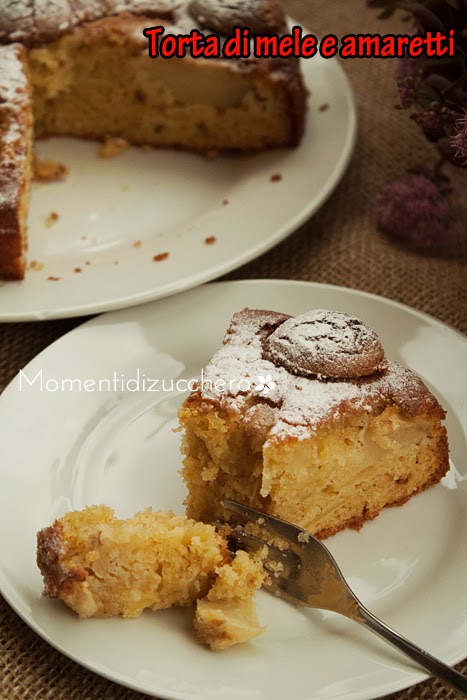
[0,279,466,700]
[0,52,357,323]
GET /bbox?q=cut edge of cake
[179,308,450,538]
[0,43,33,280]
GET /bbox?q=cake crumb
[85,260,91,266]
[47,276,60,281]
[133,240,142,248]
[154,252,169,262]
[29,259,44,271]
[266,560,284,578]
[222,199,229,206]
[270,173,282,182]
[74,267,82,273]
[204,236,217,245]
[319,103,330,112]
[45,212,59,227]
[98,137,129,158]
[33,156,68,182]
[297,531,310,543]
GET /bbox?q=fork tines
[222,499,311,549]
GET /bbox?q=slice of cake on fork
[179,308,449,538]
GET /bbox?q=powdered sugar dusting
[194,309,440,444]
[0,0,285,45]
[272,364,420,441]
[0,45,28,142]
[0,0,179,44]
[0,44,31,225]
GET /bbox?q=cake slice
[37,505,265,650]
[0,43,33,279]
[179,309,450,538]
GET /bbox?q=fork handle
[354,604,467,697]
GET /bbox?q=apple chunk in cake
[179,309,449,538]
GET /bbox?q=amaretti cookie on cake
[0,0,307,279]
[179,308,449,538]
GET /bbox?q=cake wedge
[179,308,450,538]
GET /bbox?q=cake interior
[180,402,448,538]
[37,506,226,618]
[28,14,295,152]
[194,550,265,651]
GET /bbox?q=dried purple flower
[375,174,465,253]
[412,109,445,142]
[451,111,467,165]
[395,57,424,109]
[370,0,467,168]
[398,80,417,109]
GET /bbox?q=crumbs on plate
[33,156,69,182]
[98,137,129,158]
[45,211,59,227]
[204,236,217,245]
[153,252,169,262]
[29,259,44,271]
[270,173,282,182]
[47,276,60,281]
[133,240,142,248]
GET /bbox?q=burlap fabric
[0,0,466,698]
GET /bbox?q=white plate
[0,45,356,321]
[0,280,466,700]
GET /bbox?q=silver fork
[222,500,467,698]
